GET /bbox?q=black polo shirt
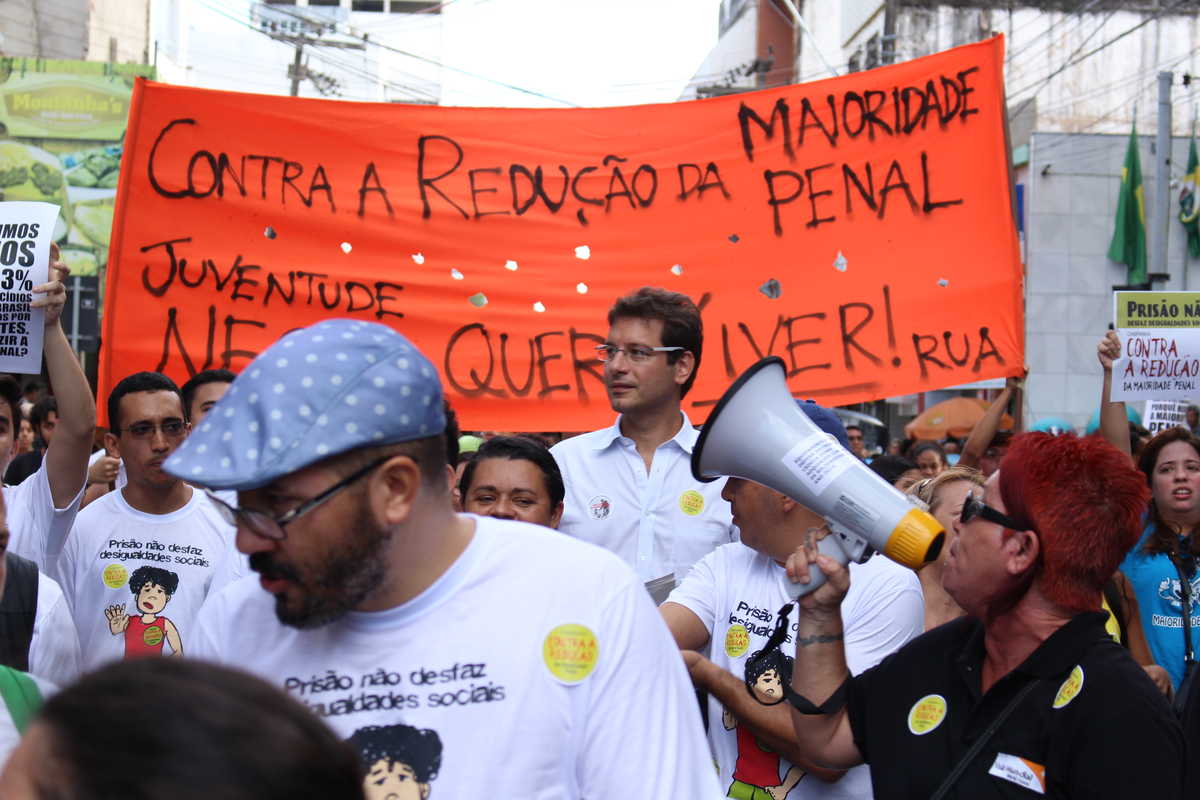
[846,612,1183,799]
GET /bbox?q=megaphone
[692,357,944,597]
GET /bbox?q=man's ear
[373,455,423,526]
[672,351,696,387]
[104,432,122,461]
[549,501,564,529]
[445,464,464,511]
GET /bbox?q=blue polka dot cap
[163,318,445,490]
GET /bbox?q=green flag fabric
[1180,137,1200,259]
[1108,125,1148,285]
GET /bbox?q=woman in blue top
[1119,428,1200,691]
[1100,331,1199,693]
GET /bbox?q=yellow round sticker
[907,694,947,735]
[724,624,750,658]
[102,563,128,589]
[143,625,164,647]
[679,489,705,516]
[543,624,599,684]
[1053,665,1084,709]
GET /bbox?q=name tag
[988,752,1046,794]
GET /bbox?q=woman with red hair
[780,431,1182,800]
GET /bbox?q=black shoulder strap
[0,553,39,672]
[1169,554,1196,665]
[928,678,1041,800]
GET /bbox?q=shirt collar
[592,411,698,454]
[955,611,1110,680]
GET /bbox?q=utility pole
[1152,71,1172,281]
[289,39,304,97]
[254,4,364,98]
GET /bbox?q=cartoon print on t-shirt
[104,566,184,659]
[722,648,804,800]
[1157,573,1200,611]
[347,723,443,800]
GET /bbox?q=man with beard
[176,319,720,799]
[56,373,237,669]
[551,287,735,585]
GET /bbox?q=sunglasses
[960,492,1026,531]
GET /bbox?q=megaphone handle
[789,534,849,600]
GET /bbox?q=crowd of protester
[0,248,1193,799]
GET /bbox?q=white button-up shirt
[551,412,737,582]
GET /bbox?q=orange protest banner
[102,36,1022,431]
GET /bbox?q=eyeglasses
[119,419,187,439]
[595,344,684,363]
[960,492,1026,531]
[205,453,395,541]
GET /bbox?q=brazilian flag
[1180,137,1200,259]
[1108,124,1148,285]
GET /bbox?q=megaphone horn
[692,357,944,576]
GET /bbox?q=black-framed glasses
[960,492,1026,531]
[119,419,187,439]
[205,453,396,541]
[594,344,684,363]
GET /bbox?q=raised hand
[105,603,129,634]
[31,242,69,329]
[1097,330,1122,372]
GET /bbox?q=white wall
[1025,131,1200,430]
[89,0,151,64]
[678,1,758,100]
[0,0,90,60]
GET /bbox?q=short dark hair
[30,396,57,430]
[845,424,863,435]
[607,287,703,398]
[108,371,183,432]
[458,435,565,508]
[868,455,918,486]
[337,435,449,493]
[0,375,22,428]
[128,566,179,598]
[33,658,363,800]
[347,723,442,783]
[443,400,461,468]
[910,440,947,466]
[180,369,235,421]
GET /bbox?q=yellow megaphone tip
[883,508,945,569]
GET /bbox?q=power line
[1007,0,1191,107]
[263,0,578,106]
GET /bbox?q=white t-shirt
[87,448,127,490]
[0,671,53,766]
[666,545,925,800]
[57,487,239,671]
[552,413,736,582]
[193,516,722,800]
[5,461,84,573]
[28,572,81,687]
